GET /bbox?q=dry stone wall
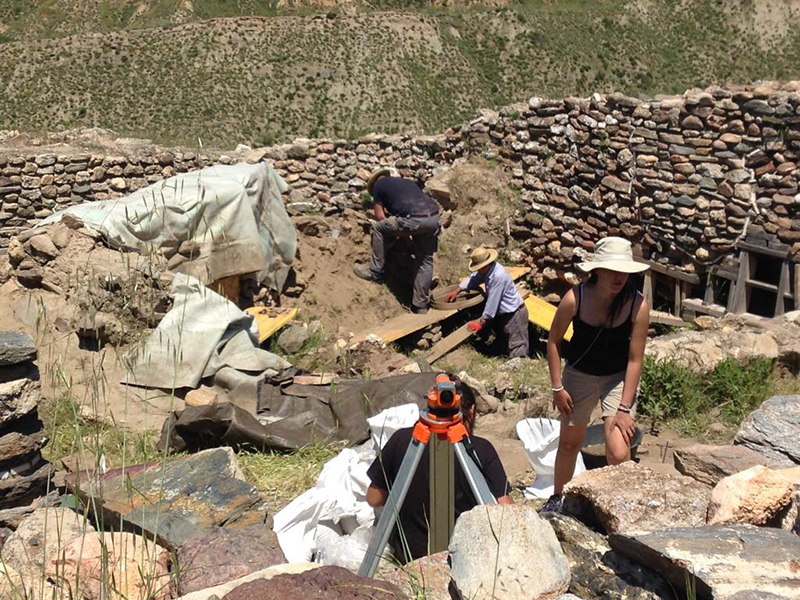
[1,82,799,285]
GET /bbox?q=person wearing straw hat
[541,236,650,514]
[354,168,440,314]
[444,246,529,357]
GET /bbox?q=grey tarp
[39,162,296,287]
[157,372,440,452]
[126,274,289,390]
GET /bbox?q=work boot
[539,493,563,515]
[353,265,384,282]
[411,305,429,315]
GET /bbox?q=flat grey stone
[674,444,769,486]
[0,332,36,366]
[735,396,800,467]
[610,525,800,600]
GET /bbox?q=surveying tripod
[358,375,497,578]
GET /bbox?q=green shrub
[638,356,775,434]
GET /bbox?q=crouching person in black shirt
[365,377,513,564]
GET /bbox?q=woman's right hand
[553,389,574,416]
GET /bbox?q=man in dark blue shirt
[354,168,440,314]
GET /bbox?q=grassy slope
[1,0,799,147]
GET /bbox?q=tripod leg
[358,437,427,578]
[453,441,497,505]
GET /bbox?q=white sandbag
[274,404,420,566]
[516,418,586,498]
[367,403,420,449]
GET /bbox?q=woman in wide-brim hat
[541,236,651,514]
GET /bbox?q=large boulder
[674,443,769,486]
[221,565,406,600]
[381,551,450,600]
[610,525,800,599]
[541,512,672,600]
[735,396,800,467]
[563,462,710,534]
[277,323,309,354]
[66,447,264,550]
[49,532,170,600]
[707,465,795,526]
[645,326,778,373]
[449,503,570,600]
[0,331,37,367]
[1,507,96,575]
[176,525,286,595]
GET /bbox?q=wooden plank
[634,258,701,285]
[524,295,573,341]
[737,240,789,259]
[650,310,688,327]
[352,267,530,344]
[683,298,727,318]
[426,324,475,364]
[703,271,715,306]
[243,307,298,343]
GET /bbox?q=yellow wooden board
[525,295,573,341]
[244,307,298,343]
[352,267,531,344]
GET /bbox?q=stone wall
[1,82,799,285]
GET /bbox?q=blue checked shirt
[459,262,523,321]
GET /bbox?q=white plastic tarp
[126,273,289,390]
[516,418,585,498]
[272,403,420,568]
[39,162,296,287]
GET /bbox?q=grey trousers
[492,304,530,358]
[370,214,439,309]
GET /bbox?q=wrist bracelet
[617,405,632,413]
[552,385,564,393]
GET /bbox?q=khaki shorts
[559,364,637,427]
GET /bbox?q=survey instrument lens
[427,373,460,417]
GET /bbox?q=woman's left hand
[613,411,636,445]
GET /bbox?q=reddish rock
[222,566,406,600]
[177,526,285,595]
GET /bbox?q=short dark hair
[443,372,476,424]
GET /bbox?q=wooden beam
[634,258,701,285]
[525,294,573,341]
[730,250,750,314]
[243,307,298,343]
[737,240,789,259]
[426,324,475,364]
[351,267,530,344]
[776,260,790,317]
[650,310,688,327]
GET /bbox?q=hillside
[1,0,799,147]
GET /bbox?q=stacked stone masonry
[1,83,798,282]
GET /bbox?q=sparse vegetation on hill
[1,0,799,146]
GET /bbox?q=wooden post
[643,271,654,309]
[776,260,790,317]
[704,269,715,306]
[730,250,750,314]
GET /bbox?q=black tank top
[564,285,639,376]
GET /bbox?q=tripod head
[426,373,461,420]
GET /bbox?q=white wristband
[552,385,564,393]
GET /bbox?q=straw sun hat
[468,247,499,272]
[576,237,649,274]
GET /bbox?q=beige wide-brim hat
[577,237,649,274]
[469,246,499,272]
[367,168,392,196]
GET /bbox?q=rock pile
[0,331,53,510]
